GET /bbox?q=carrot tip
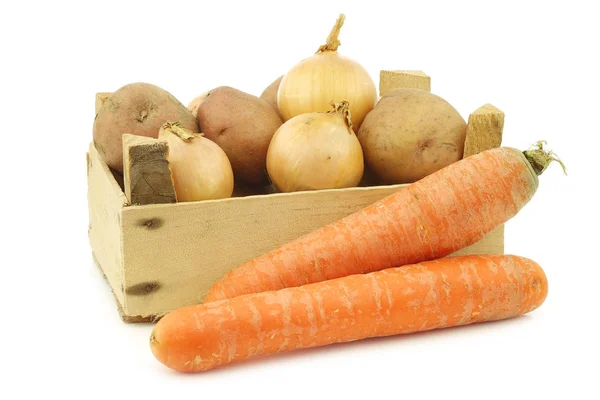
[150,331,159,347]
[523,140,567,176]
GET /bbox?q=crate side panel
[87,143,128,307]
[120,184,503,318]
[121,185,406,317]
[451,224,504,256]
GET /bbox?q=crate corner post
[87,141,130,320]
[453,103,506,256]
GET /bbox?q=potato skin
[196,86,283,186]
[93,82,199,172]
[357,88,467,184]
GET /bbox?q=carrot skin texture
[205,147,539,302]
[151,255,548,373]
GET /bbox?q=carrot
[150,254,548,373]
[205,142,563,302]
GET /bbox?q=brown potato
[93,82,199,172]
[259,76,283,118]
[357,88,466,184]
[196,86,283,186]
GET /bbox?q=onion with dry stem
[158,122,234,202]
[266,101,364,192]
[277,14,377,130]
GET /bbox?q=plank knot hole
[137,218,164,229]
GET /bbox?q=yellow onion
[266,101,364,192]
[158,122,234,202]
[277,14,377,130]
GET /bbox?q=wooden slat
[87,143,128,309]
[95,92,112,114]
[379,70,431,96]
[122,134,177,205]
[463,104,505,157]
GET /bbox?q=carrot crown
[523,140,566,175]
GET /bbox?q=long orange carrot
[151,254,548,372]
[205,142,562,302]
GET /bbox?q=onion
[158,122,234,202]
[266,101,364,192]
[277,14,377,130]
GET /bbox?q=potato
[259,76,283,118]
[196,86,283,186]
[93,82,199,172]
[357,88,467,184]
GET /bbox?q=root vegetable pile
[89,13,566,374]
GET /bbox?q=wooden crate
[88,84,505,323]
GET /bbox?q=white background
[1,0,598,398]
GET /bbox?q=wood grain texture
[122,134,176,205]
[91,253,153,323]
[452,225,504,256]
[119,186,504,318]
[95,92,112,114]
[87,143,128,309]
[463,104,505,157]
[379,70,431,96]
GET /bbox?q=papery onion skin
[276,14,377,130]
[260,76,283,118]
[159,123,234,202]
[277,53,377,130]
[266,103,364,193]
